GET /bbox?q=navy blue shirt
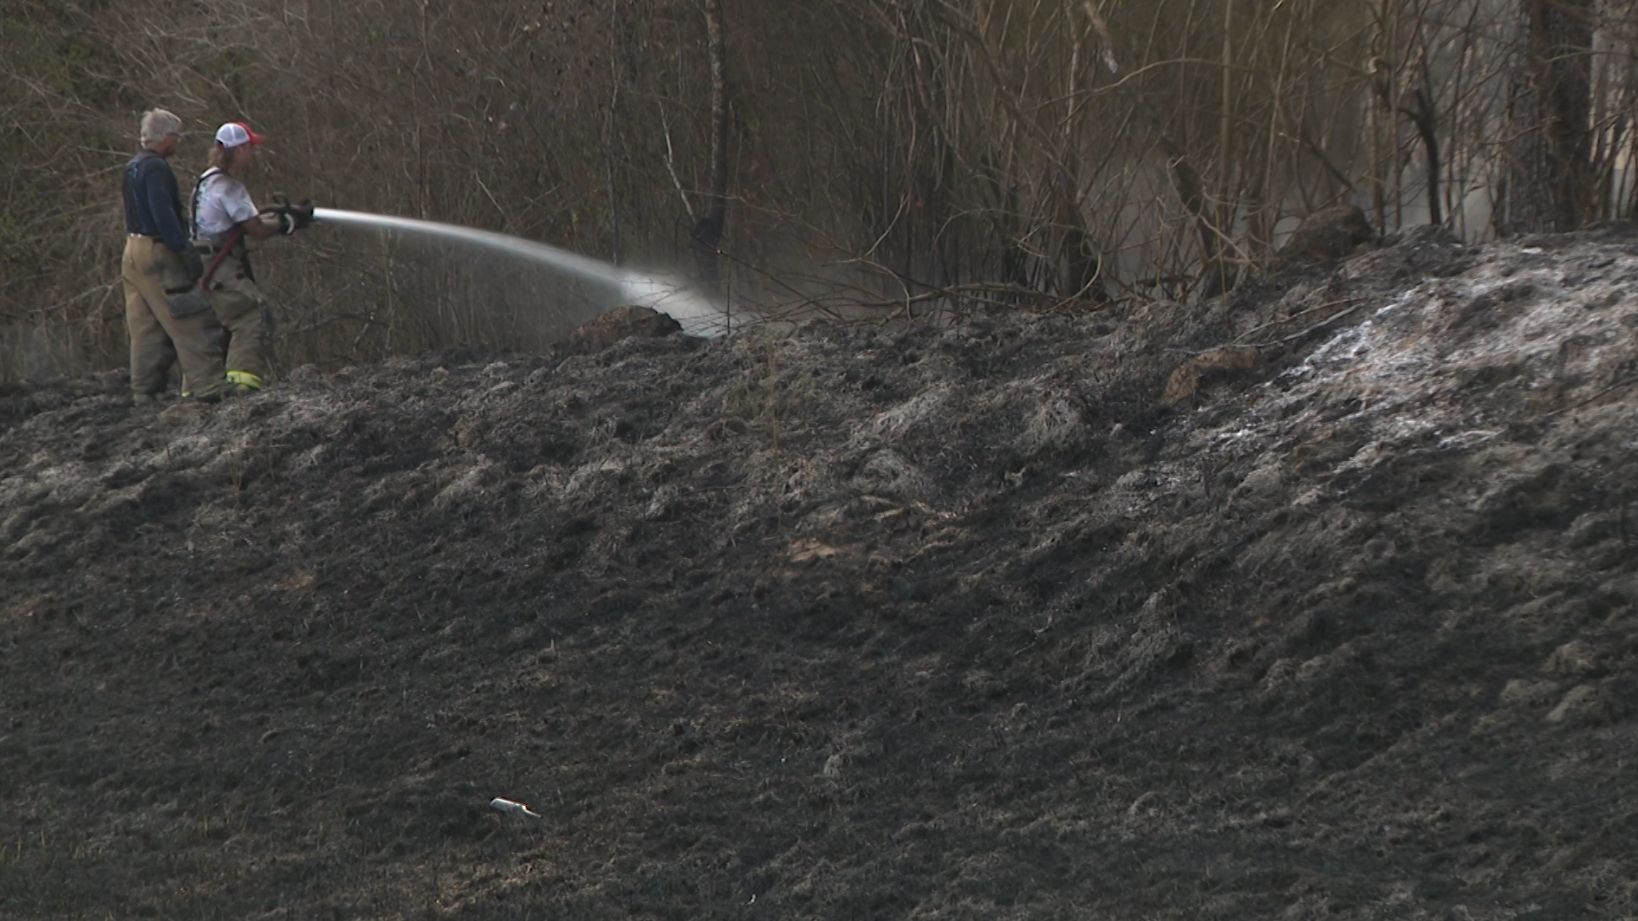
[121,151,189,255]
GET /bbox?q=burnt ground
[4,226,1638,919]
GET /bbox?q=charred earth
[4,227,1638,919]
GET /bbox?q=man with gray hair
[121,108,226,402]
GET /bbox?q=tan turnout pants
[121,235,226,399]
[203,247,275,391]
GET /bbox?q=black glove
[266,194,315,234]
[182,247,206,282]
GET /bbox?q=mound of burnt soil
[4,228,1638,919]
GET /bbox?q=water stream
[312,208,738,337]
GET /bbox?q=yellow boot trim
[226,370,263,390]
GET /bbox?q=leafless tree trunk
[692,0,731,295]
[1503,0,1595,233]
[1371,52,1443,227]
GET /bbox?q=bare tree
[1503,0,1596,233]
[691,0,731,296]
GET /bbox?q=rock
[1162,346,1262,406]
[560,306,682,355]
[1274,205,1376,270]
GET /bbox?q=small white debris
[489,797,541,818]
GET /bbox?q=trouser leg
[123,236,227,400]
[179,311,225,397]
[169,310,227,399]
[123,281,173,396]
[209,258,275,390]
[123,240,179,396]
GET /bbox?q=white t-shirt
[193,169,257,244]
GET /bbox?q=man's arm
[217,181,287,240]
[237,214,283,240]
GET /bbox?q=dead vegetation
[6,0,1638,380]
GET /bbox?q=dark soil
[5,228,1638,919]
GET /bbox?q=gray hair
[139,109,182,146]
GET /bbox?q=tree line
[2,0,1632,381]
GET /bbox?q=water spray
[311,208,741,337]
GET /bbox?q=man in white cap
[120,108,227,403]
[191,121,312,394]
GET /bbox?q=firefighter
[120,109,227,403]
[191,121,312,394]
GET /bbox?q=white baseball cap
[214,121,265,148]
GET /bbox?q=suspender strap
[190,167,224,241]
